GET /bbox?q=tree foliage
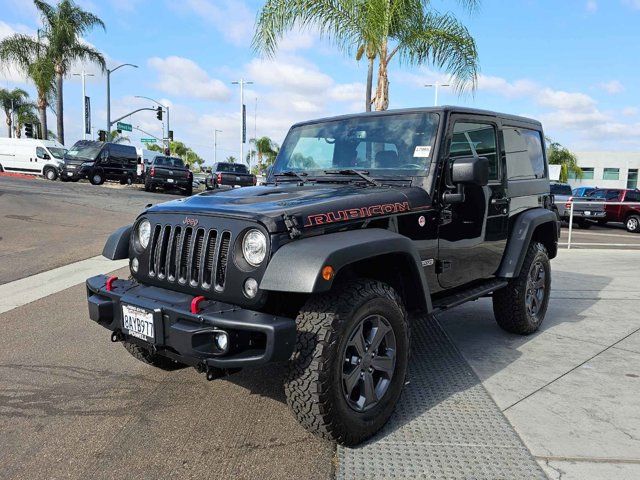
[248,136,279,174]
[0,87,30,137]
[547,140,582,183]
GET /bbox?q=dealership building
[567,151,640,190]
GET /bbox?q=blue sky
[1,0,639,164]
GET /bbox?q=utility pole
[232,79,253,165]
[424,82,450,107]
[106,63,138,134]
[213,129,222,165]
[73,70,94,139]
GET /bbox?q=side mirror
[443,155,489,204]
[43,153,50,160]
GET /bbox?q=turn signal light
[321,265,335,281]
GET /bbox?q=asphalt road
[558,220,640,249]
[0,175,183,285]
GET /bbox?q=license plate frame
[167,178,174,183]
[122,304,156,343]
[584,211,591,216]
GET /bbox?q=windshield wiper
[274,170,308,185]
[323,169,380,187]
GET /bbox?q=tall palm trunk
[37,94,48,140]
[55,68,64,144]
[365,56,374,112]
[5,115,11,137]
[374,40,390,111]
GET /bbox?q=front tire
[625,215,640,233]
[122,341,186,371]
[89,169,105,185]
[43,167,58,181]
[285,279,410,446]
[493,242,551,335]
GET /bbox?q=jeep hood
[146,184,431,233]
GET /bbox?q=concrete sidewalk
[440,249,640,479]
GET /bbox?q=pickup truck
[587,188,640,232]
[144,156,193,196]
[204,162,256,189]
[550,182,606,228]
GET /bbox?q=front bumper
[62,165,89,179]
[86,275,296,369]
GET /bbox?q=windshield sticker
[305,201,411,227]
[413,146,431,158]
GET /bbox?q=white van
[0,138,67,180]
[135,147,157,181]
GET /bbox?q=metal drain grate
[336,316,546,480]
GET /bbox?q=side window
[624,191,640,202]
[36,147,47,158]
[451,122,499,181]
[606,190,621,200]
[503,127,545,180]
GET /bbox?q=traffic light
[168,130,173,141]
[24,123,33,138]
[98,130,107,142]
[156,106,163,121]
[164,147,170,155]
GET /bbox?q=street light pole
[232,79,253,164]
[73,70,94,140]
[106,63,138,134]
[213,129,222,165]
[424,82,450,107]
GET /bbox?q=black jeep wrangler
[86,107,559,445]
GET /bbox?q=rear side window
[503,127,545,180]
[624,191,640,202]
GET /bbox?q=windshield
[550,183,572,195]
[217,163,248,173]
[272,112,440,178]
[65,141,102,162]
[154,156,185,168]
[48,147,67,159]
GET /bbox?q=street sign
[117,122,132,132]
[141,138,156,143]
[84,96,91,135]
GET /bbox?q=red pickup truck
[587,188,640,232]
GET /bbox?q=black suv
[86,107,559,445]
[62,141,137,185]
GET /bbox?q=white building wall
[568,151,640,189]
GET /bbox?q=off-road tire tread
[123,341,185,371]
[285,279,408,445]
[493,242,549,335]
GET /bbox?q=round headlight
[242,229,267,267]
[137,219,151,249]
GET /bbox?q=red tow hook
[191,295,207,314]
[106,275,118,292]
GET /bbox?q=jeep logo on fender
[305,201,411,227]
[183,217,199,227]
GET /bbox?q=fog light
[131,257,139,273]
[243,277,259,298]
[214,331,229,352]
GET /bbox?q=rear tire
[144,179,155,192]
[123,341,186,371]
[285,279,410,446]
[43,167,58,181]
[626,215,640,233]
[184,186,193,196]
[493,242,550,335]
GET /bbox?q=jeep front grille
[148,224,231,291]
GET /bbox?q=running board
[431,279,509,313]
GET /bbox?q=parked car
[587,188,640,232]
[144,155,193,196]
[62,141,137,185]
[204,162,256,189]
[550,182,605,228]
[0,137,67,180]
[135,147,157,182]
[572,186,596,197]
[87,106,560,446]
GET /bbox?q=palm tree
[254,0,480,111]
[249,136,279,169]
[34,0,106,144]
[226,156,237,163]
[0,36,57,139]
[0,88,29,137]
[547,141,582,183]
[108,130,130,144]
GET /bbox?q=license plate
[122,304,155,342]
[236,176,241,181]
[167,178,174,183]
[584,211,591,216]
[67,172,73,176]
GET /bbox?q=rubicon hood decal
[305,201,411,227]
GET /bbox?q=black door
[437,116,509,289]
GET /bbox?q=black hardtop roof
[291,105,542,129]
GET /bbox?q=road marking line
[0,255,127,315]
[561,231,640,238]
[559,243,640,247]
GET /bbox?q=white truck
[0,138,67,180]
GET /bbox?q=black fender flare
[260,228,432,311]
[102,225,131,260]
[497,208,559,278]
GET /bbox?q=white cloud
[598,80,625,94]
[327,82,365,103]
[537,88,597,112]
[478,75,538,98]
[148,56,230,101]
[245,56,334,94]
[622,107,638,116]
[183,0,254,46]
[586,0,598,13]
[622,0,640,9]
